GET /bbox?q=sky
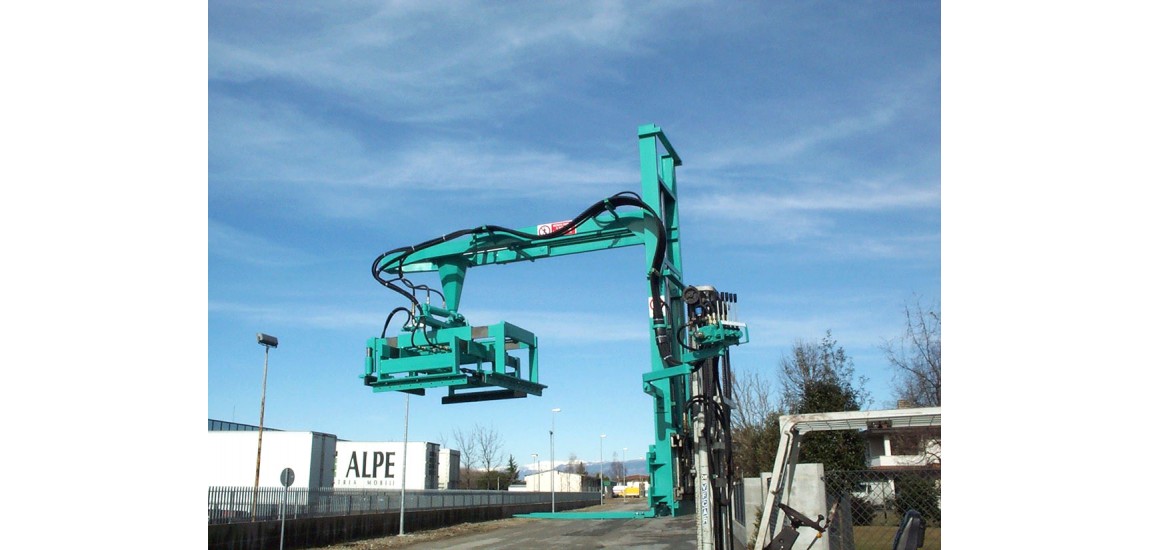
[8,2,1150,547]
[206,0,940,472]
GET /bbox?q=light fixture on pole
[599,434,606,505]
[622,447,628,488]
[531,453,539,491]
[252,332,278,520]
[550,407,561,513]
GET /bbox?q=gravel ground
[313,517,531,549]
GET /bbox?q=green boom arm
[361,125,747,530]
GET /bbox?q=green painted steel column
[638,124,687,517]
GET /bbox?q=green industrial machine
[361,124,748,549]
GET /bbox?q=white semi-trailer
[334,441,440,490]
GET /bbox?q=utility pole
[399,393,410,535]
[599,434,606,505]
[550,408,560,513]
[252,332,278,520]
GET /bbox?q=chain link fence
[208,486,599,524]
[821,469,941,550]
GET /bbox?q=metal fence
[821,469,941,550]
[734,469,941,550]
[208,486,600,525]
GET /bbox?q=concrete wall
[743,464,857,550]
[774,463,828,550]
[732,474,769,549]
[207,495,600,550]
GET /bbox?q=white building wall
[207,431,336,489]
[523,471,594,492]
[439,449,460,490]
[334,441,440,490]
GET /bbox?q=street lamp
[531,453,539,491]
[599,434,606,505]
[550,407,560,513]
[622,447,628,490]
[252,332,278,520]
[399,393,410,536]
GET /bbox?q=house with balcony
[855,416,941,507]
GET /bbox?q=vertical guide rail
[638,124,689,519]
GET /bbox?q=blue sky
[9,3,1150,548]
[207,1,940,471]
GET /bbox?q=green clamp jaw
[361,321,544,404]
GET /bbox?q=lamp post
[599,434,606,505]
[550,407,560,513]
[622,447,628,490]
[252,332,278,520]
[531,453,539,491]
[399,393,410,536]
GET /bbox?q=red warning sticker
[536,220,577,236]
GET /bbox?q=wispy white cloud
[740,311,901,352]
[208,300,650,344]
[210,1,664,124]
[683,179,939,246]
[209,219,317,267]
[720,181,937,214]
[209,300,383,330]
[829,232,940,260]
[210,95,636,210]
[351,140,633,196]
[449,308,649,345]
[693,106,900,170]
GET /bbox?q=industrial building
[520,470,599,493]
[439,448,461,489]
[207,419,459,490]
[207,420,337,490]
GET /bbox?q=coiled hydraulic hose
[370,191,681,366]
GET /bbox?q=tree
[474,454,519,491]
[779,330,871,414]
[779,330,870,473]
[506,454,519,482]
[475,423,505,473]
[792,379,867,473]
[609,452,625,482]
[567,453,587,476]
[448,423,506,489]
[450,426,478,489]
[882,298,941,407]
[729,369,783,477]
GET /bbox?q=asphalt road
[320,499,698,550]
[414,500,694,550]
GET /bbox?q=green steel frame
[361,124,747,522]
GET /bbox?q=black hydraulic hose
[372,271,420,309]
[381,308,414,338]
[401,278,446,304]
[375,192,666,276]
[676,325,701,352]
[371,192,679,365]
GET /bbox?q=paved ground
[316,498,697,550]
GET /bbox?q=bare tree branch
[883,297,941,407]
[475,423,505,472]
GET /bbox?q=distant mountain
[518,458,647,480]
